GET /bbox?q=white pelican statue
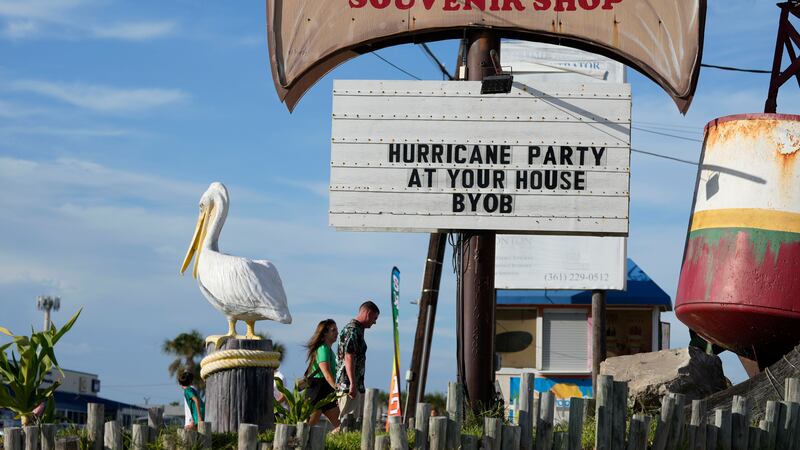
[180,182,291,346]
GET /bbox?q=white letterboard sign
[495,235,627,290]
[329,80,631,235]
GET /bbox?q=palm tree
[163,330,206,391]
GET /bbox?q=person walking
[336,300,380,422]
[178,371,204,430]
[305,319,341,429]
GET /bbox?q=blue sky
[1,0,797,406]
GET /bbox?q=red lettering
[370,0,391,7]
[349,0,368,7]
[464,0,485,10]
[554,0,576,11]
[422,0,436,8]
[489,0,502,10]
[396,0,414,9]
[443,0,460,10]
[578,0,600,8]
[501,0,525,10]
[532,0,551,10]
[601,0,621,9]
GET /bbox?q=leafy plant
[0,309,81,426]
[211,432,238,450]
[57,425,92,450]
[273,378,339,424]
[325,431,361,450]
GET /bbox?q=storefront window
[606,309,652,357]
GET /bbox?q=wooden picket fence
[5,374,800,449]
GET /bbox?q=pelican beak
[180,207,207,278]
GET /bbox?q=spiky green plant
[273,378,338,424]
[0,309,81,426]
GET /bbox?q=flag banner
[387,267,403,425]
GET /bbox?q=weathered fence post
[785,378,800,403]
[362,388,379,450]
[715,408,732,450]
[429,416,448,450]
[23,426,39,450]
[295,422,310,450]
[4,428,23,450]
[309,425,326,450]
[446,382,463,450]
[567,397,585,450]
[705,415,718,450]
[414,403,431,450]
[42,424,57,450]
[594,375,613,450]
[500,425,520,450]
[131,424,147,450]
[177,429,198,450]
[612,381,628,450]
[687,399,706,450]
[652,394,674,450]
[148,406,164,443]
[483,417,502,450]
[626,414,651,450]
[375,435,391,450]
[731,395,749,450]
[103,421,122,450]
[667,393,686,449]
[239,423,260,450]
[273,424,293,450]
[198,422,213,449]
[762,401,779,450]
[518,373,535,450]
[87,403,105,450]
[389,422,409,450]
[779,400,799,449]
[460,435,478,450]
[535,392,554,450]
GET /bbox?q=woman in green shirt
[305,319,341,429]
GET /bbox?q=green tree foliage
[273,378,337,424]
[162,330,205,391]
[0,309,81,426]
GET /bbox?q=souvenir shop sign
[328,80,631,235]
[267,0,705,112]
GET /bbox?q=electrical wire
[418,43,454,80]
[632,126,704,143]
[372,52,422,80]
[701,63,771,74]
[631,148,698,166]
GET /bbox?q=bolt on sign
[267,0,704,112]
[329,80,631,235]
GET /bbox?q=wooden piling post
[779,401,798,449]
[429,416,448,450]
[103,421,122,450]
[652,395,674,450]
[785,378,800,403]
[688,399,706,450]
[626,414,651,450]
[567,398,585,450]
[705,415,718,450]
[148,406,164,443]
[715,408,732,450]
[4,428,23,450]
[612,381,628,450]
[23,426,39,450]
[177,429,198,450]
[42,424,57,450]
[273,424,292,450]
[460,435,478,450]
[198,422,212,449]
[362,389,379,450]
[483,417,502,450]
[535,392,554,450]
[238,423,260,450]
[87,403,105,450]
[763,400,779,450]
[389,422,409,450]
[296,422,310,450]
[414,403,431,450]
[500,425,520,450]
[667,393,686,449]
[131,424,147,450]
[446,382,463,450]
[594,375,613,450]
[309,425,326,450]
[375,435,390,450]
[519,373,535,450]
[731,395,749,450]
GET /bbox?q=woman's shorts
[306,377,338,413]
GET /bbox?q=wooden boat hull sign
[267,0,705,112]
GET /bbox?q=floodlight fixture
[481,49,514,94]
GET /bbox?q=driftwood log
[205,338,275,432]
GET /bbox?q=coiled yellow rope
[200,349,281,379]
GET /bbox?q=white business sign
[495,235,627,290]
[329,80,631,235]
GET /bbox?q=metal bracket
[765,1,800,113]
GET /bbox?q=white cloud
[2,19,38,38]
[92,21,176,41]
[11,80,189,112]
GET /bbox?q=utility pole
[591,290,607,393]
[36,295,60,331]
[460,31,500,412]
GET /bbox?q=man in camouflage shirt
[336,300,380,421]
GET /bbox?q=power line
[372,52,422,80]
[418,43,454,80]
[632,126,704,143]
[631,148,698,166]
[701,63,771,74]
